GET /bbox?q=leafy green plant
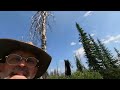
[47,71,103,79]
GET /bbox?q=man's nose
[19,60,26,67]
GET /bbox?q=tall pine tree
[76,23,99,71]
[114,47,120,59]
[114,47,120,67]
[88,34,105,71]
[75,55,84,72]
[64,60,71,76]
[97,39,118,69]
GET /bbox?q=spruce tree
[64,60,71,76]
[88,34,105,71]
[76,23,99,71]
[75,55,84,72]
[114,47,120,67]
[97,39,118,69]
[114,47,120,59]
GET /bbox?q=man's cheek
[0,63,6,78]
[4,67,14,76]
[0,63,4,72]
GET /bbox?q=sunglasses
[5,54,39,67]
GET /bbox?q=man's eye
[7,56,21,64]
[27,58,35,64]
[15,57,21,61]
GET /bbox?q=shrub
[47,71,103,79]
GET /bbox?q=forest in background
[29,11,120,79]
[46,23,120,79]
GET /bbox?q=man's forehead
[10,50,36,57]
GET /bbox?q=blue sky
[0,11,120,73]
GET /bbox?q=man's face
[1,50,38,79]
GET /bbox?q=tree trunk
[41,11,48,79]
[64,60,71,76]
[41,11,47,52]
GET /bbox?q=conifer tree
[76,23,99,71]
[75,55,84,72]
[64,60,71,76]
[88,34,105,71]
[97,39,118,69]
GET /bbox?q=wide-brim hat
[0,38,52,79]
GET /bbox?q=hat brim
[0,38,52,79]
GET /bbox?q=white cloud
[84,11,94,17]
[50,68,61,73]
[57,68,61,72]
[59,59,64,62]
[48,66,64,74]
[70,42,76,46]
[102,34,120,44]
[78,42,82,45]
[114,40,120,43]
[73,47,89,69]
[106,35,111,38]
[101,39,105,42]
[90,33,95,37]
[74,47,85,58]
[58,60,65,73]
[50,68,54,72]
